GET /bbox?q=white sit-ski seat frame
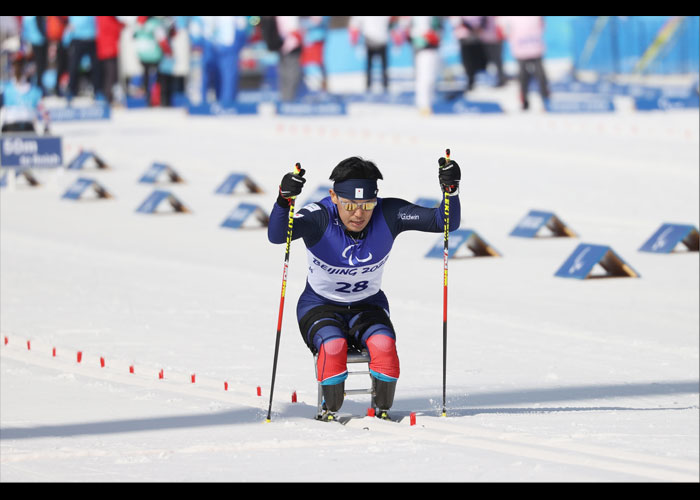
[315,349,375,416]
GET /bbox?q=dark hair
[329,156,383,182]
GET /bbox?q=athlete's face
[330,190,377,233]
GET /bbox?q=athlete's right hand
[438,156,460,195]
[279,168,306,200]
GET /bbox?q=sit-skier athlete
[267,155,461,420]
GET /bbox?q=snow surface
[1,81,699,482]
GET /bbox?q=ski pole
[266,162,302,423]
[440,148,450,417]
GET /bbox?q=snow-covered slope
[1,90,698,482]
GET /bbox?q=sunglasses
[339,200,378,212]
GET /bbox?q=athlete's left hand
[438,157,460,195]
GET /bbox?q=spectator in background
[482,16,506,87]
[450,16,487,93]
[0,53,46,133]
[21,16,47,95]
[156,17,177,107]
[402,16,442,115]
[261,16,303,102]
[498,16,549,110]
[200,16,249,106]
[349,16,392,93]
[300,16,330,92]
[277,16,304,102]
[96,16,124,104]
[170,17,191,101]
[66,16,100,99]
[45,16,68,96]
[133,16,171,106]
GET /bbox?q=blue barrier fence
[569,16,700,75]
[322,16,699,76]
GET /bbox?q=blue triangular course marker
[135,190,190,214]
[62,177,112,200]
[555,243,640,279]
[220,203,269,229]
[415,197,441,208]
[510,210,577,238]
[299,184,332,208]
[426,229,501,259]
[0,168,40,187]
[639,223,699,253]
[66,150,109,170]
[214,173,263,195]
[139,163,184,184]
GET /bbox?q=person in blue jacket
[200,16,249,105]
[267,155,462,420]
[1,53,46,133]
[21,16,47,95]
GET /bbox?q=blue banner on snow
[47,103,111,122]
[546,96,615,113]
[276,101,347,116]
[188,101,258,116]
[432,98,503,114]
[635,93,699,111]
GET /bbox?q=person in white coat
[349,16,393,92]
[399,16,442,114]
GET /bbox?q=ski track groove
[2,341,697,482]
[338,415,698,482]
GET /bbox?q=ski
[315,411,405,426]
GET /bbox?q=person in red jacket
[96,16,124,103]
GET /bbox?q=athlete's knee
[366,333,400,380]
[316,337,348,384]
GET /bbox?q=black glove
[438,157,460,195]
[277,167,306,205]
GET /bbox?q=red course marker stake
[77,351,83,363]
[410,412,417,426]
[100,357,105,368]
